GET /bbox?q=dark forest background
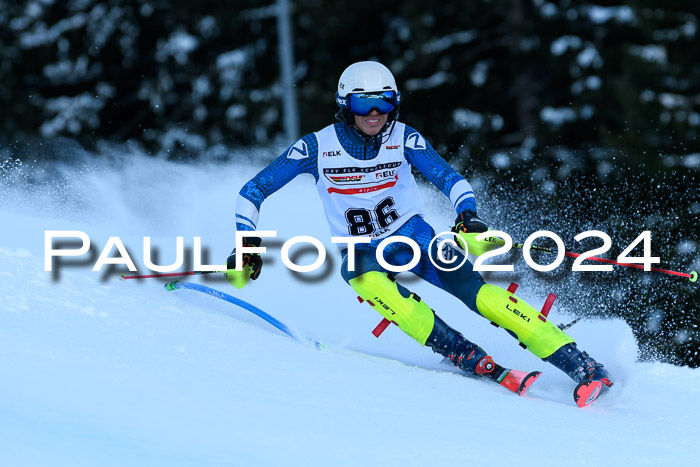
[1,0,698,365]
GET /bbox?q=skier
[226,61,612,407]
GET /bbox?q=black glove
[226,237,263,281]
[453,211,488,234]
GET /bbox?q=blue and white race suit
[235,122,485,309]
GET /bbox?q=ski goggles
[336,90,400,116]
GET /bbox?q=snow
[539,106,577,126]
[404,71,451,92]
[470,60,491,87]
[452,108,484,129]
[18,10,86,49]
[630,44,668,65]
[421,30,478,55]
[216,48,252,100]
[40,88,114,136]
[156,30,199,65]
[682,153,700,169]
[585,5,634,25]
[1,151,699,466]
[550,35,582,56]
[490,152,511,169]
[576,46,603,69]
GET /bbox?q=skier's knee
[432,244,485,310]
[340,249,384,283]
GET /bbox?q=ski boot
[350,271,541,396]
[426,314,541,396]
[545,342,613,407]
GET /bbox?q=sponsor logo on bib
[323,162,402,195]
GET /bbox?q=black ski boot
[426,314,493,375]
[426,314,541,395]
[545,342,613,407]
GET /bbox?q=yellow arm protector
[455,229,506,257]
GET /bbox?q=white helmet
[337,61,398,97]
[335,61,401,128]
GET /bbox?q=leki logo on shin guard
[506,303,530,322]
[373,297,395,315]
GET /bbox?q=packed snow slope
[1,150,698,467]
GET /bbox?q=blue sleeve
[236,133,319,231]
[403,125,477,215]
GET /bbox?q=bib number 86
[345,197,399,236]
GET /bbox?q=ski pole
[513,243,697,282]
[121,270,223,280]
[513,243,554,254]
[165,281,325,349]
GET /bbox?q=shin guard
[475,284,574,358]
[350,271,435,345]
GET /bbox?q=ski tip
[518,371,542,396]
[497,369,542,396]
[690,271,697,283]
[574,380,604,408]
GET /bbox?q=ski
[494,368,542,396]
[166,282,548,400]
[573,380,610,408]
[164,281,324,349]
[441,355,542,396]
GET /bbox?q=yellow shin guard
[349,271,435,346]
[475,284,574,358]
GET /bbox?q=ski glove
[225,238,263,289]
[452,211,503,256]
[453,211,488,234]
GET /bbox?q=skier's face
[353,109,388,136]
